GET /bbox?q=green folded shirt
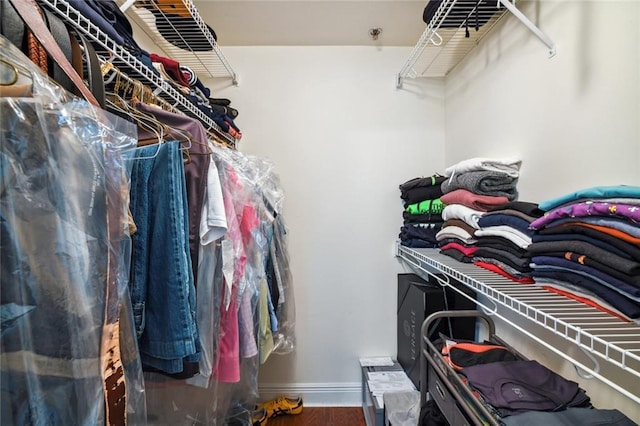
[405,198,446,215]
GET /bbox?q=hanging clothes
[0,36,145,425]
[133,101,212,287]
[128,141,199,375]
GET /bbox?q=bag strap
[70,30,105,109]
[42,7,73,93]
[1,0,25,48]
[8,0,99,107]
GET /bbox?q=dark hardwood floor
[266,407,366,426]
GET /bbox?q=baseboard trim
[258,382,362,407]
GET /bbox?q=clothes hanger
[123,85,198,156]
[0,58,20,86]
[101,59,119,86]
[105,94,163,161]
[111,74,175,141]
[99,57,171,112]
[128,98,195,154]
[106,74,172,156]
[106,93,163,141]
[99,58,208,161]
[0,57,36,97]
[106,93,166,150]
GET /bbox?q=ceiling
[191,1,428,46]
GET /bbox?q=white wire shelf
[396,245,640,405]
[37,0,237,146]
[397,0,555,87]
[120,0,237,83]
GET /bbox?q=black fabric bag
[440,339,519,371]
[462,360,591,416]
[419,399,448,426]
[423,0,500,30]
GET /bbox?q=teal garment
[405,198,446,215]
[539,185,640,211]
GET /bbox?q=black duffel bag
[423,0,500,31]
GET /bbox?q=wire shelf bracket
[396,0,556,88]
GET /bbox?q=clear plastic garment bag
[0,35,146,425]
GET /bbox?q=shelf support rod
[119,0,136,13]
[498,0,556,57]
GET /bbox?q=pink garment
[440,241,479,257]
[214,166,245,383]
[441,189,509,212]
[215,165,262,380]
[215,279,239,383]
[240,204,260,246]
[231,172,260,358]
[238,204,260,358]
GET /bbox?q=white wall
[444,0,640,420]
[445,0,640,201]
[206,46,446,405]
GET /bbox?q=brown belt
[102,144,128,426]
[8,0,99,107]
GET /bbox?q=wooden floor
[266,407,366,426]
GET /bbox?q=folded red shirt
[474,261,534,284]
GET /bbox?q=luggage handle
[422,310,495,341]
[434,380,446,401]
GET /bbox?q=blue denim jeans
[128,142,199,373]
[1,370,104,425]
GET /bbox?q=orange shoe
[252,407,268,426]
[257,396,303,418]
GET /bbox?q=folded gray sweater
[441,170,518,200]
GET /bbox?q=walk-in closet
[1,0,638,425]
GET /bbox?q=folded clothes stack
[436,158,527,279]
[148,53,242,139]
[398,174,447,248]
[473,201,544,282]
[529,185,640,322]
